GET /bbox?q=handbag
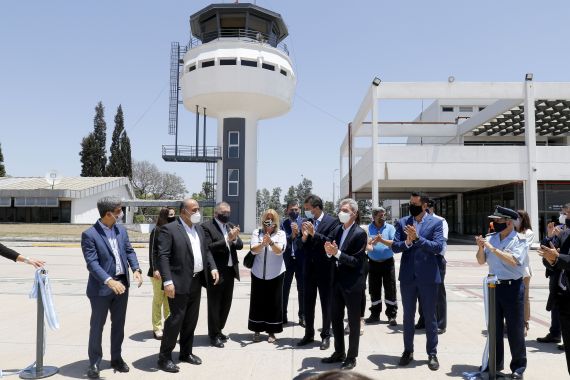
[243,251,255,269]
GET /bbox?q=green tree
[268,187,283,215]
[323,200,336,215]
[283,186,297,205]
[79,133,101,176]
[295,177,313,203]
[256,188,271,216]
[0,143,5,177]
[357,199,373,224]
[93,101,107,176]
[107,105,126,177]
[120,130,132,179]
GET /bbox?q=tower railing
[187,29,289,55]
[162,145,222,163]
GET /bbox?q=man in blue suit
[392,192,444,371]
[81,197,143,379]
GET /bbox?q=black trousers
[283,255,305,321]
[417,260,447,329]
[556,294,570,375]
[159,274,202,361]
[303,259,333,339]
[367,257,398,318]
[207,266,235,338]
[88,287,129,366]
[332,283,362,359]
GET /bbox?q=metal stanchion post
[20,270,58,379]
[487,274,497,380]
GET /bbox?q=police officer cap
[488,205,519,220]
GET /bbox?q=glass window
[220,13,246,29]
[442,106,454,112]
[280,69,288,76]
[241,59,257,67]
[201,60,215,68]
[228,131,239,159]
[459,106,473,113]
[228,169,239,196]
[262,63,275,71]
[220,58,237,66]
[0,197,11,207]
[248,15,269,34]
[188,65,196,72]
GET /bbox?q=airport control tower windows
[228,169,239,197]
[241,59,257,67]
[228,131,240,158]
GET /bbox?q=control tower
[180,3,296,231]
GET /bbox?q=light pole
[332,168,339,205]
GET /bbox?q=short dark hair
[97,197,122,218]
[304,194,323,210]
[286,199,299,209]
[411,192,430,205]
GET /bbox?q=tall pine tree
[93,102,107,176]
[107,105,125,177]
[79,133,100,176]
[0,143,6,177]
[120,130,133,179]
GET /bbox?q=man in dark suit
[297,194,340,350]
[281,199,305,326]
[157,198,219,373]
[321,198,367,370]
[202,201,242,348]
[81,197,143,379]
[392,192,444,372]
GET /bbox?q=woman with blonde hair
[248,209,287,343]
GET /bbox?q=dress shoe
[511,372,524,379]
[297,335,315,346]
[110,359,130,373]
[210,336,224,348]
[320,337,330,350]
[438,328,446,335]
[365,315,380,324]
[321,352,346,363]
[87,364,99,379]
[219,333,228,341]
[299,317,306,328]
[427,354,439,371]
[559,343,565,351]
[157,359,179,373]
[414,322,425,330]
[153,330,163,340]
[179,353,202,365]
[388,317,397,326]
[341,357,356,370]
[536,333,561,343]
[398,351,414,366]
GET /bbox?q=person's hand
[133,271,143,288]
[301,222,310,240]
[164,283,175,298]
[538,242,560,265]
[262,234,272,246]
[228,226,240,241]
[291,223,299,237]
[153,270,161,280]
[107,279,126,295]
[24,257,45,269]
[553,226,562,237]
[547,222,556,237]
[475,235,486,249]
[211,270,220,285]
[305,222,315,236]
[404,225,418,241]
[324,240,338,256]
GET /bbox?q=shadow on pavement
[526,339,564,354]
[129,330,154,342]
[131,353,160,373]
[58,359,109,379]
[294,356,335,379]
[448,363,481,378]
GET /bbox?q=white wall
[71,185,132,224]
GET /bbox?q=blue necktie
[314,219,320,231]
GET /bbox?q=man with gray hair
[81,197,143,379]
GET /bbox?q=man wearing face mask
[281,199,305,326]
[81,197,143,379]
[297,194,340,350]
[476,206,528,379]
[322,198,368,370]
[157,198,219,373]
[392,192,444,372]
[201,202,242,348]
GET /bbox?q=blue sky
[1,0,569,201]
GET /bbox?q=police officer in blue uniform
[476,206,528,380]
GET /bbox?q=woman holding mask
[248,209,287,343]
[148,207,176,339]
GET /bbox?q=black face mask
[217,213,230,224]
[167,216,176,223]
[409,204,423,217]
[288,211,299,220]
[493,222,507,233]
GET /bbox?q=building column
[371,86,380,207]
[457,193,464,234]
[523,78,540,234]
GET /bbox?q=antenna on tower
[45,170,62,190]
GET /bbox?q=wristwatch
[269,240,275,246]
[134,268,143,274]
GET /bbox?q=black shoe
[438,328,446,335]
[398,351,414,366]
[179,353,202,365]
[219,333,228,341]
[365,315,380,324]
[157,359,179,373]
[511,372,524,379]
[110,359,130,373]
[87,364,99,379]
[559,343,565,351]
[414,322,425,330]
[210,336,225,348]
[297,335,315,346]
[341,357,356,370]
[321,352,346,363]
[427,354,439,371]
[299,317,306,328]
[537,333,561,343]
[320,337,330,350]
[388,317,397,326]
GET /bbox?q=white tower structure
[180,3,296,232]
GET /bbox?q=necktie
[314,219,320,231]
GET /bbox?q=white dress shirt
[328,222,355,259]
[215,218,234,267]
[181,218,203,273]
[98,220,124,284]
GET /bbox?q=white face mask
[338,211,351,224]
[190,211,202,224]
[305,210,314,219]
[113,211,124,224]
[560,214,567,225]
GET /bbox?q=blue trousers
[495,279,527,374]
[400,281,438,355]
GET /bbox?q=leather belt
[496,278,522,285]
[193,271,203,278]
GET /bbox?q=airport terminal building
[340,78,570,238]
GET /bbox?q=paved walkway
[0,244,565,379]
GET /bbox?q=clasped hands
[301,221,315,239]
[404,225,418,245]
[538,241,560,266]
[475,235,493,250]
[227,226,241,242]
[324,240,339,256]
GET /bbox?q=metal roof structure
[0,177,135,199]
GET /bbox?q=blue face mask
[305,210,314,219]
